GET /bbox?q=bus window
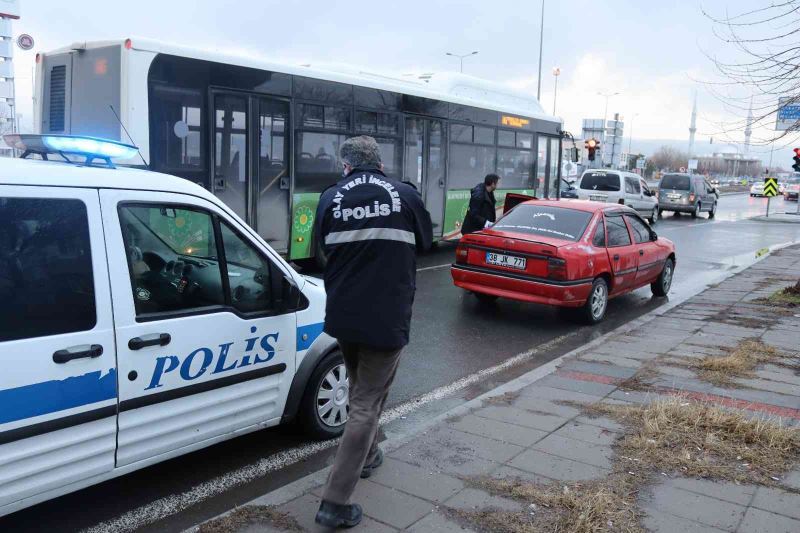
[497,147,533,189]
[295,132,347,193]
[150,85,204,172]
[498,130,515,147]
[376,137,402,179]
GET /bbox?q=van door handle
[53,344,104,364]
[613,254,620,261]
[128,333,171,351]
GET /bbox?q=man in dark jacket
[314,135,432,528]
[461,173,500,235]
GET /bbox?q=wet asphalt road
[2,194,799,533]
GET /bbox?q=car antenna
[109,104,149,167]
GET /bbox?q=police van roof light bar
[3,134,139,169]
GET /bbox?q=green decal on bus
[290,192,322,260]
[442,189,536,240]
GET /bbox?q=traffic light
[793,148,800,172]
[585,138,601,161]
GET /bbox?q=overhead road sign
[777,97,800,131]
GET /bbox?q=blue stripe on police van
[0,369,117,425]
[297,322,325,351]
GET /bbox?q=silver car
[575,169,659,223]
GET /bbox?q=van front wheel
[299,350,348,440]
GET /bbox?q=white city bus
[34,38,564,264]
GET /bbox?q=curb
[750,214,800,224]
[190,241,798,529]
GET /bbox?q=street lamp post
[537,0,545,101]
[552,67,561,115]
[597,91,620,167]
[446,51,478,73]
[627,112,638,169]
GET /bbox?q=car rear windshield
[580,172,620,191]
[493,205,593,242]
[660,174,691,190]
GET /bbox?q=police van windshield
[580,172,620,191]
[660,174,691,190]
[493,205,593,242]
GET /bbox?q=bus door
[211,92,290,253]
[537,135,562,199]
[404,117,447,237]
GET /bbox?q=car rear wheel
[708,202,717,219]
[299,350,348,440]
[581,277,608,324]
[691,203,700,219]
[651,258,674,297]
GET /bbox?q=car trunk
[460,229,568,279]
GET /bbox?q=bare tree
[650,146,688,172]
[701,1,800,146]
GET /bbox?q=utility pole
[552,67,560,115]
[536,0,545,101]
[445,51,478,73]
[627,113,638,169]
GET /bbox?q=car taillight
[547,257,567,280]
[456,246,469,264]
[689,193,696,202]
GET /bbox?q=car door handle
[128,333,171,351]
[53,344,103,364]
[613,254,620,261]
[639,249,644,256]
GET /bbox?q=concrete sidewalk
[196,247,800,533]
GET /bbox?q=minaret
[744,96,753,155]
[688,91,697,158]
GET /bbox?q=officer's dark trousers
[322,341,402,505]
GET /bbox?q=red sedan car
[451,199,676,323]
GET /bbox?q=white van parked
[0,135,347,518]
[574,169,659,223]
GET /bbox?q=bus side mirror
[570,147,579,163]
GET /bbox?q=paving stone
[490,465,555,485]
[444,487,524,512]
[518,384,605,404]
[407,510,478,532]
[403,427,525,463]
[532,434,613,469]
[278,493,399,532]
[737,507,800,533]
[446,414,548,447]
[665,478,757,506]
[510,395,583,418]
[551,420,620,446]
[642,508,728,532]
[751,486,800,520]
[572,414,624,432]
[349,480,434,529]
[782,468,800,491]
[390,442,501,478]
[579,352,645,368]
[366,457,464,503]
[535,374,619,396]
[508,449,608,481]
[642,483,747,531]
[472,405,570,432]
[734,377,800,397]
[560,360,639,379]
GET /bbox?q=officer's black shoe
[360,448,384,479]
[315,500,363,528]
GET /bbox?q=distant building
[695,147,761,177]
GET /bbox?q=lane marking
[83,332,579,533]
[416,263,452,272]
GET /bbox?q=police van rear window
[493,205,593,242]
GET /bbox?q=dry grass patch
[588,396,799,485]
[755,280,800,308]
[196,505,302,533]
[678,338,792,387]
[450,476,643,533]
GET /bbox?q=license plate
[668,193,681,199]
[589,195,606,202]
[486,251,527,270]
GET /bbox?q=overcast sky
[8,0,796,166]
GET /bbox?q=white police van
[0,135,347,517]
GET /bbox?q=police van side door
[0,186,117,514]
[100,189,298,468]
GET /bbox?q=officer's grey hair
[340,135,382,168]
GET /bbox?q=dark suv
[658,173,718,219]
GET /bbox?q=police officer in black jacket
[461,173,500,234]
[314,135,432,528]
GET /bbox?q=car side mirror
[649,230,658,241]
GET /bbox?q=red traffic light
[794,147,800,157]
